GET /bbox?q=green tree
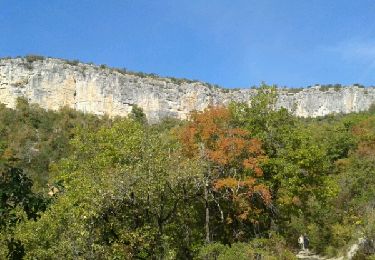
[0,149,49,259]
[229,85,335,249]
[130,104,147,124]
[14,119,204,259]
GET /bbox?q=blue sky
[1,0,375,88]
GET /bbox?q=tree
[179,106,271,244]
[129,104,147,125]
[229,85,337,250]
[0,148,49,259]
[14,119,204,259]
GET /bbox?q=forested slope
[0,86,374,259]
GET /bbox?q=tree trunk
[204,177,210,243]
[200,142,211,244]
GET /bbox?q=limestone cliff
[1,57,374,122]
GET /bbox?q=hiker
[298,234,305,250]
[304,234,310,250]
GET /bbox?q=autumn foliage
[214,177,272,223]
[179,106,271,236]
[352,117,375,158]
[180,106,267,176]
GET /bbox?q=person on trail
[298,234,304,250]
[303,234,310,250]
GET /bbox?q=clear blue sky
[1,0,375,88]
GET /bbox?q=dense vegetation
[0,86,374,259]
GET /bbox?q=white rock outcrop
[1,57,374,122]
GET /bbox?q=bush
[197,235,296,260]
[65,59,80,66]
[25,55,45,63]
[324,245,339,258]
[197,242,227,259]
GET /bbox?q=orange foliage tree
[352,117,375,158]
[178,106,271,242]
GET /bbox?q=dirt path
[296,237,365,259]
[296,250,344,260]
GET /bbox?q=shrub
[65,59,80,66]
[353,83,365,88]
[197,235,296,260]
[287,88,304,94]
[25,55,45,63]
[197,242,227,259]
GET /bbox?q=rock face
[1,57,375,122]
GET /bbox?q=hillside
[1,85,375,259]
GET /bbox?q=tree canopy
[1,90,375,259]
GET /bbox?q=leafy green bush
[197,242,227,259]
[197,234,296,260]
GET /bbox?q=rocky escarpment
[1,57,375,122]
